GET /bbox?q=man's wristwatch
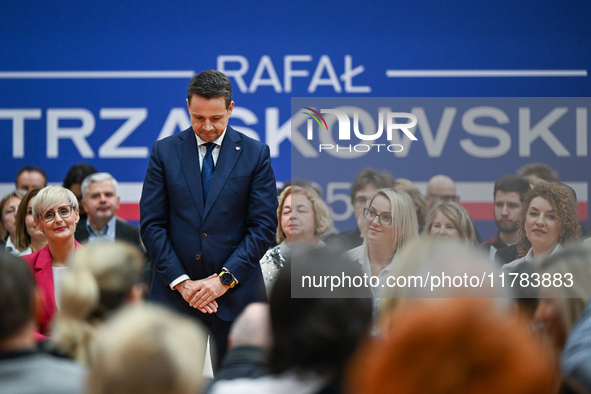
[219,267,238,288]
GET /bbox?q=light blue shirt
[86,215,117,243]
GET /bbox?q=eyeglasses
[363,207,393,226]
[428,193,460,203]
[38,205,74,223]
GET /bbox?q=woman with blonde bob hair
[348,188,419,299]
[261,185,333,294]
[22,185,81,335]
[49,242,146,364]
[424,201,477,244]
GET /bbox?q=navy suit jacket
[75,218,143,249]
[140,126,277,321]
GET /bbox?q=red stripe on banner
[461,202,588,221]
[116,202,589,223]
[118,203,140,221]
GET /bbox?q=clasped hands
[175,274,229,314]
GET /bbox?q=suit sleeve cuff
[170,275,190,290]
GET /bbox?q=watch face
[220,272,234,285]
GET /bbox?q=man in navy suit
[140,70,278,368]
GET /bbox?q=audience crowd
[2,161,591,394]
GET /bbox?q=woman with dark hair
[14,188,47,256]
[504,182,581,270]
[1,190,26,254]
[62,163,97,218]
[21,185,81,335]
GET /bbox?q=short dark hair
[268,249,373,383]
[0,251,37,341]
[518,163,559,182]
[62,163,98,190]
[350,168,395,204]
[187,70,233,109]
[493,174,530,202]
[15,166,47,188]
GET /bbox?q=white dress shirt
[169,128,227,290]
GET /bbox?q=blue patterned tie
[202,142,215,202]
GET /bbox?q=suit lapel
[177,129,204,218]
[203,126,242,219]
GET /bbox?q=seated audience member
[76,172,151,289]
[394,178,428,232]
[325,168,395,250]
[15,188,48,256]
[47,242,145,364]
[348,299,555,394]
[1,190,26,254]
[75,172,143,247]
[0,251,85,394]
[518,162,559,183]
[211,302,271,384]
[86,304,208,394]
[260,186,332,295]
[562,297,591,392]
[424,174,459,210]
[211,249,373,394]
[15,165,48,191]
[348,188,419,299]
[533,244,591,357]
[481,174,530,263]
[504,182,581,270]
[379,237,509,329]
[62,163,97,219]
[21,186,81,335]
[424,201,477,245]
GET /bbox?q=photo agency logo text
[303,107,418,154]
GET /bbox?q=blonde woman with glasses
[21,185,81,336]
[347,188,419,299]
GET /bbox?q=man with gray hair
[75,172,143,250]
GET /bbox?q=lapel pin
[236,147,241,151]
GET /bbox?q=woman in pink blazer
[22,185,81,336]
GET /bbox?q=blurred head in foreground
[270,248,373,385]
[51,242,146,364]
[534,243,591,352]
[348,299,555,394]
[87,303,207,394]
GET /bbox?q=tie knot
[205,142,215,153]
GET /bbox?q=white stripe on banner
[385,70,588,78]
[0,182,144,203]
[1,182,587,204]
[0,71,196,79]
